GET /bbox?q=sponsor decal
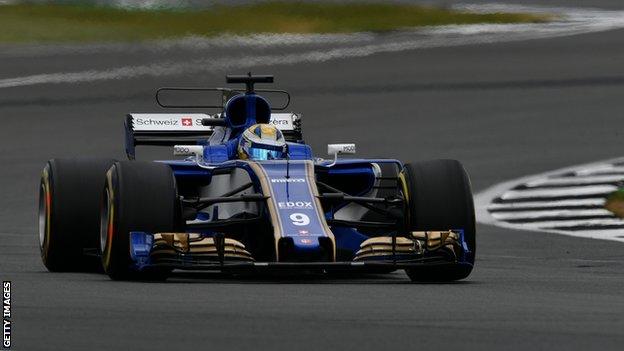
[269,113,295,130]
[135,117,179,126]
[131,113,298,132]
[342,144,356,153]
[271,120,290,126]
[174,146,191,155]
[299,238,313,245]
[328,143,356,155]
[181,117,193,127]
[130,114,211,131]
[173,145,203,157]
[278,201,313,209]
[270,178,305,183]
[2,281,10,349]
[298,230,309,235]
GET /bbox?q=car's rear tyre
[400,159,476,282]
[39,158,116,272]
[101,161,180,281]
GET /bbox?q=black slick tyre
[39,158,115,272]
[400,159,476,282]
[100,161,180,281]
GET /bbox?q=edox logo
[278,201,313,209]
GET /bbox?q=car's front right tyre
[101,161,180,281]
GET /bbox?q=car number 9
[290,213,310,226]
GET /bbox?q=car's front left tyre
[39,158,116,272]
[400,159,476,282]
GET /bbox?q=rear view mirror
[327,143,356,166]
[327,143,356,156]
[173,145,203,158]
[173,145,218,170]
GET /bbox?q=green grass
[0,2,551,43]
[605,188,624,218]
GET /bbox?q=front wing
[128,230,472,273]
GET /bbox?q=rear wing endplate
[125,113,302,159]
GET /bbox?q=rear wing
[125,113,302,159]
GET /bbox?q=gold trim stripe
[304,160,336,261]
[245,161,283,260]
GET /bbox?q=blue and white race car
[38,74,476,281]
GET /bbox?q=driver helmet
[238,124,287,160]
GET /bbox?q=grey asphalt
[2,4,624,351]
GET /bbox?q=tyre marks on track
[475,158,624,242]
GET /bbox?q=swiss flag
[181,118,193,127]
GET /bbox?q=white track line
[499,185,617,200]
[475,157,624,243]
[572,229,624,240]
[525,175,624,187]
[575,166,624,175]
[491,208,613,220]
[0,33,377,58]
[526,218,624,229]
[2,5,624,89]
[488,198,606,210]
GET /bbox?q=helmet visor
[248,147,285,160]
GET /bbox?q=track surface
[1,2,624,350]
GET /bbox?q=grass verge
[0,2,551,43]
[605,188,624,218]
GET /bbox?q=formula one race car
[38,74,476,282]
